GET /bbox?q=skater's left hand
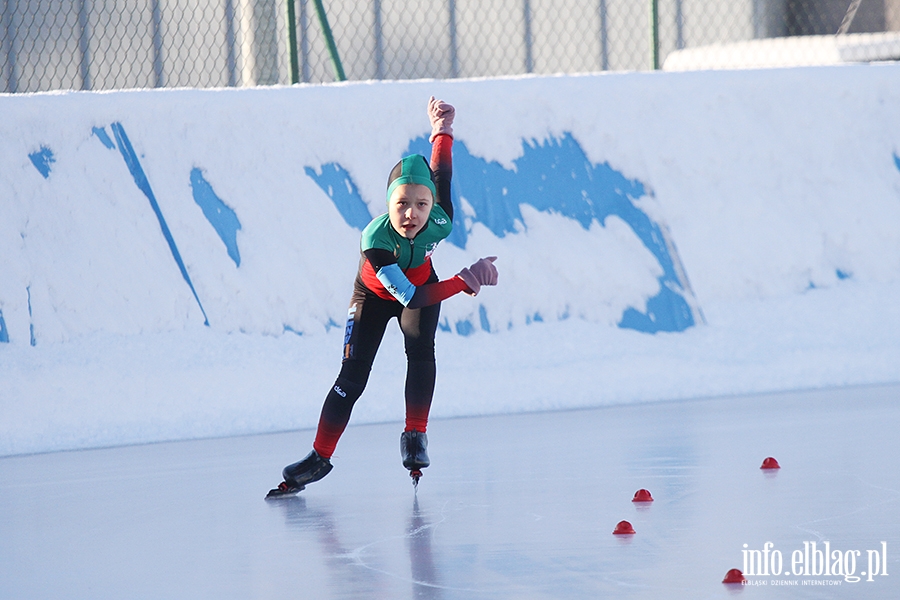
[457,256,498,296]
[428,96,455,142]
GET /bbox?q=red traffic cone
[760,457,780,469]
[613,520,635,535]
[722,568,746,583]
[632,489,653,502]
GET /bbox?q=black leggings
[312,273,441,458]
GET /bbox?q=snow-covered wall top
[3,66,900,456]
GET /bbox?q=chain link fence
[3,0,900,94]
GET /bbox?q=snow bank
[2,65,900,456]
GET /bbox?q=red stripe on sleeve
[430,134,453,172]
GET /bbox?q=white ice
[1,384,898,599]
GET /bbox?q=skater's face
[388,184,433,239]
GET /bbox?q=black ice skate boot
[266,450,333,498]
[400,430,429,488]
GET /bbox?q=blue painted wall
[28,147,55,178]
[190,168,242,268]
[306,133,696,334]
[104,122,210,326]
[304,164,372,231]
[16,122,697,340]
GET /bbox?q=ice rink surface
[2,383,898,600]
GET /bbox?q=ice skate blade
[265,482,305,499]
[410,469,423,490]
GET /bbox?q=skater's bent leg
[400,300,440,433]
[404,360,436,432]
[312,369,367,459]
[312,292,393,458]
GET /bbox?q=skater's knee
[404,339,436,362]
[337,361,372,389]
[332,375,366,401]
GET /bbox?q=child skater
[268,97,498,497]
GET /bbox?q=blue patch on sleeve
[375,264,416,306]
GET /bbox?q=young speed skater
[267,97,499,497]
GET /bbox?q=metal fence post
[599,0,609,70]
[3,0,18,93]
[151,0,165,87]
[78,0,91,90]
[298,0,310,82]
[837,0,864,34]
[287,0,300,83]
[523,0,534,73]
[675,0,685,49]
[311,0,345,81]
[650,0,660,70]
[373,0,384,79]
[448,0,459,78]
[225,0,237,86]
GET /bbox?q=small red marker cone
[760,457,780,469]
[722,568,746,583]
[632,489,653,502]
[613,520,635,535]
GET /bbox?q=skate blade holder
[265,481,305,499]
[410,469,423,489]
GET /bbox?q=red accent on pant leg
[404,405,430,433]
[313,420,346,459]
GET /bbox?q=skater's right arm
[424,98,498,296]
[428,97,454,221]
[430,135,452,221]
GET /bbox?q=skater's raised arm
[428,96,455,221]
